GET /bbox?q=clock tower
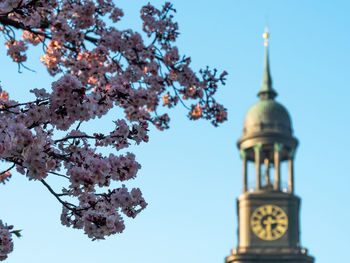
[225,29,315,263]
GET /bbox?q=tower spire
[258,27,277,100]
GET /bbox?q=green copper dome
[242,99,292,137]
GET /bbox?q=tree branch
[40,179,75,211]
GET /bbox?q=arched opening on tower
[281,161,289,192]
[240,144,295,194]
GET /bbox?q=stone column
[274,143,283,191]
[254,143,262,190]
[240,149,248,193]
[288,149,296,194]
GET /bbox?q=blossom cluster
[0,0,227,260]
[0,221,13,261]
[5,40,27,63]
[61,186,146,240]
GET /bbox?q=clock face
[250,204,288,241]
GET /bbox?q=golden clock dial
[250,204,288,241]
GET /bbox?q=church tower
[226,29,315,263]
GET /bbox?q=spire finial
[258,27,277,100]
[263,26,269,47]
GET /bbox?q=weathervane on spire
[262,27,269,47]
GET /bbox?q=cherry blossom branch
[48,171,69,180]
[54,135,96,144]
[40,179,76,211]
[0,98,48,110]
[1,12,222,125]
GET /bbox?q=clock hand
[263,216,277,239]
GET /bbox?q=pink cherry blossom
[0,1,227,260]
[0,221,14,261]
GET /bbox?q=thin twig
[40,179,75,211]
[48,171,70,180]
[54,134,97,144]
[0,163,15,174]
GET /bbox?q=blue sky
[0,0,349,262]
